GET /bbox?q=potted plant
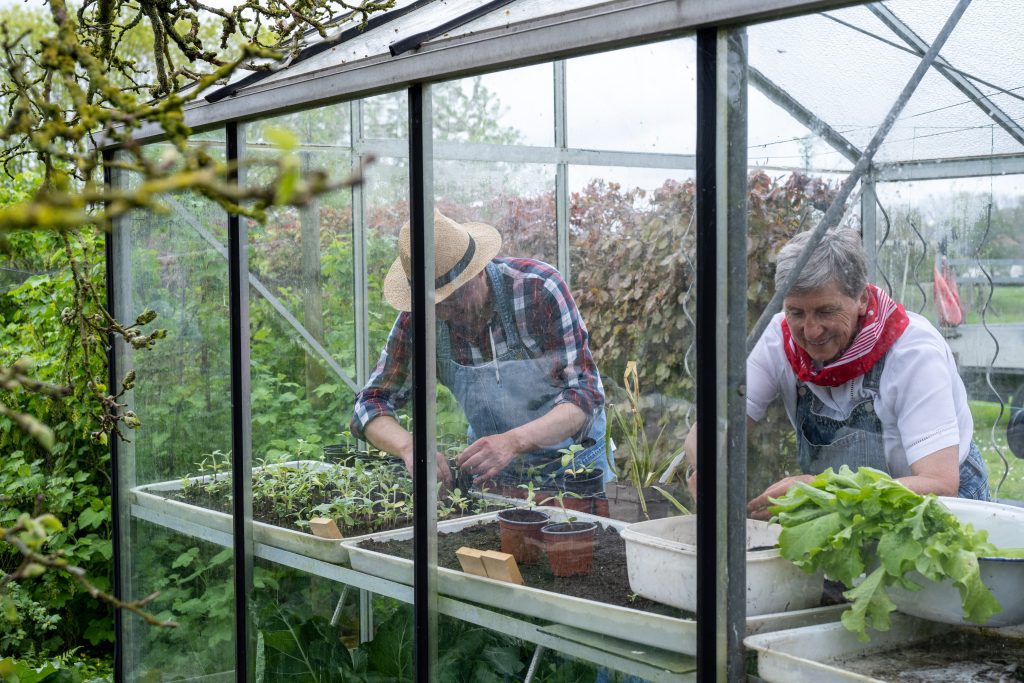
[552,443,608,516]
[604,361,689,522]
[495,507,550,564]
[539,491,599,577]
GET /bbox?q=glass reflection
[874,176,1024,504]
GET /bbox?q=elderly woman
[686,227,989,519]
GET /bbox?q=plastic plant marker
[455,546,489,577]
[308,517,343,540]
[480,550,524,585]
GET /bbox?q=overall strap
[862,351,887,394]
[485,261,525,353]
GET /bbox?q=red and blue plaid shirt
[351,258,604,439]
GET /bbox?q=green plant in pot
[557,443,608,516]
[538,490,599,577]
[605,360,690,522]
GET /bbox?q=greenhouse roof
[157,0,1023,174]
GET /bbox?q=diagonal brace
[749,66,863,164]
[166,196,360,394]
[868,3,1024,148]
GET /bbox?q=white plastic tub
[886,496,1024,626]
[620,516,823,616]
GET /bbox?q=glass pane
[568,163,696,513]
[743,6,1024,678]
[113,139,236,679]
[243,104,357,460]
[874,175,1024,504]
[567,38,695,154]
[435,160,557,265]
[434,66,553,147]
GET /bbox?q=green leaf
[841,566,897,641]
[171,547,199,569]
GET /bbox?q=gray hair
[774,228,867,298]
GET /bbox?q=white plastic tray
[745,614,1024,682]
[344,507,846,655]
[132,461,359,563]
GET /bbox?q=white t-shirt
[747,311,973,477]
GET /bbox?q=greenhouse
[103,0,1024,680]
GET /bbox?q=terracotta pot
[496,508,550,564]
[541,521,598,577]
[558,494,610,517]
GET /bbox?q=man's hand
[747,474,815,520]
[399,449,454,490]
[457,432,521,482]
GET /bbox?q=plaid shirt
[351,257,604,439]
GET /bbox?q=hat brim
[383,221,502,312]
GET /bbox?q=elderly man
[351,209,608,489]
[686,227,989,519]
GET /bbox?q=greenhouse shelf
[343,507,846,656]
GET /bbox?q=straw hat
[383,209,502,311]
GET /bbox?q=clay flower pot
[541,521,598,577]
[496,508,550,564]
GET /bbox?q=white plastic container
[886,496,1024,626]
[745,614,989,683]
[620,516,823,616]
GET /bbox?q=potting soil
[826,630,1024,682]
[361,521,695,617]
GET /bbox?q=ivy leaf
[171,547,199,569]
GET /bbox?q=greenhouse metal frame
[104,0,1024,680]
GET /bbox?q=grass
[961,285,1024,325]
[971,400,1024,501]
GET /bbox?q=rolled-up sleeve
[350,314,412,440]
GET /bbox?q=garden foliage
[0,173,116,655]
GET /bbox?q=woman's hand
[747,474,814,520]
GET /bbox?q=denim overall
[437,262,609,487]
[795,355,989,500]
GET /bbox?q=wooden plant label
[308,517,343,540]
[455,547,488,577]
[479,550,524,585]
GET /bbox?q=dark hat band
[408,235,477,289]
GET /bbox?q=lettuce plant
[771,465,1024,640]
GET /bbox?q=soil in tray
[361,520,695,617]
[826,630,1024,682]
[166,485,506,538]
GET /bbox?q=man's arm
[364,415,453,488]
[457,402,587,482]
[351,315,453,487]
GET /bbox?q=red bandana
[781,284,909,387]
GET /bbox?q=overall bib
[795,355,989,500]
[437,263,609,487]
